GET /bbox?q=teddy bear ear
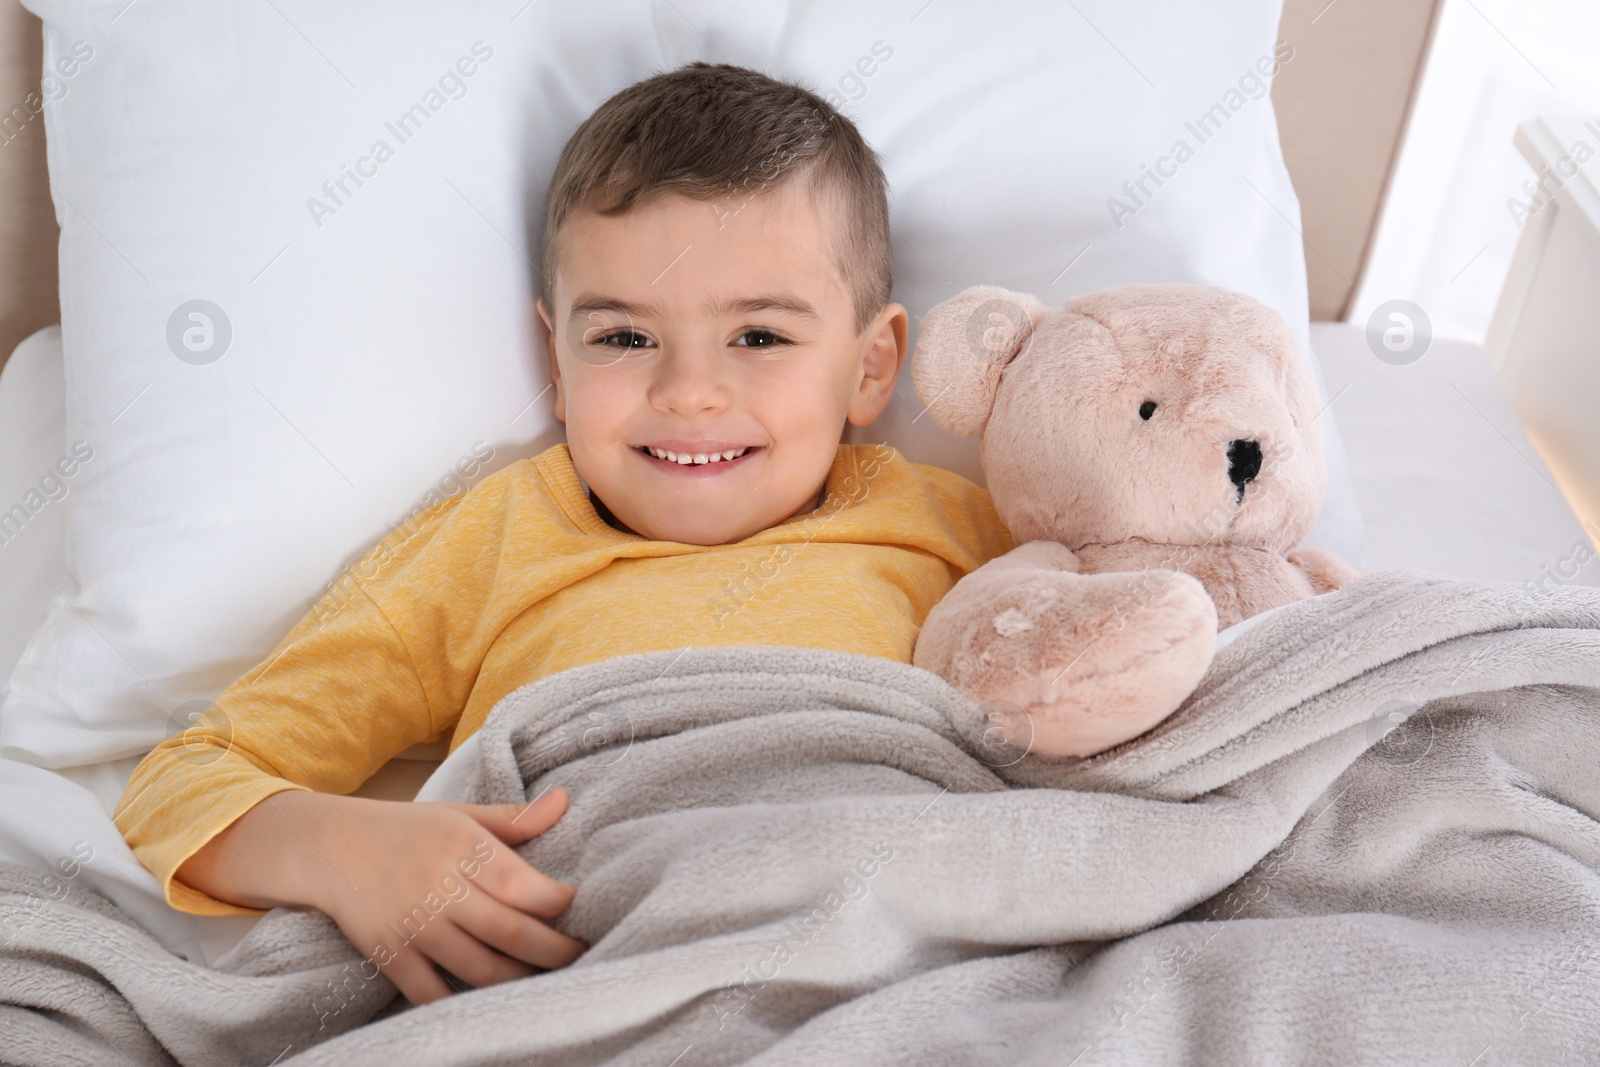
[911,285,1048,437]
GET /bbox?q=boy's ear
[535,297,565,423]
[846,302,910,427]
[911,285,1046,437]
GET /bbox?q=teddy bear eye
[1139,401,1157,420]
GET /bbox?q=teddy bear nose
[1227,439,1263,492]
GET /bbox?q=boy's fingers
[503,787,569,837]
[453,894,587,971]
[421,920,537,991]
[434,790,576,915]
[459,787,569,843]
[381,947,454,1006]
[462,801,578,916]
[473,847,577,918]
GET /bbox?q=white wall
[1351,0,1600,342]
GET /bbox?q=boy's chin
[639,510,764,546]
[630,493,814,544]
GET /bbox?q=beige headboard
[1273,0,1441,321]
[0,0,56,373]
[0,0,1438,374]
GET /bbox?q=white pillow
[3,0,1361,769]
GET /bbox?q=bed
[2,0,1598,1062]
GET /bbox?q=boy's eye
[732,328,790,349]
[593,329,655,350]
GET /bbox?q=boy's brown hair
[541,62,892,334]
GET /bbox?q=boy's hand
[300,788,586,1005]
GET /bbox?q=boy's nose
[649,349,731,415]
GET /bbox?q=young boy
[112,62,1014,1007]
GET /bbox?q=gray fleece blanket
[4,569,1600,1066]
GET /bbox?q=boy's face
[536,181,907,545]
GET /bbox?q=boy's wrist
[264,788,354,913]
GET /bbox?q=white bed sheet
[1309,321,1599,584]
[0,755,261,966]
[0,320,1595,967]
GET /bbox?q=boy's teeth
[645,446,749,464]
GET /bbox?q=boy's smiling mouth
[634,442,760,471]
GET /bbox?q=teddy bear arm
[913,541,1081,681]
[1286,546,1361,594]
[916,549,1045,677]
[914,563,1218,760]
[911,542,1084,696]
[980,539,1082,575]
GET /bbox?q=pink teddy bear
[912,283,1358,759]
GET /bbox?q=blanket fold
[4,569,1600,1066]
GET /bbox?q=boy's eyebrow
[568,296,661,321]
[567,293,823,322]
[708,294,823,321]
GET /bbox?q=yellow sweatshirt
[112,442,1014,916]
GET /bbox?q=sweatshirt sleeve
[112,484,503,917]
